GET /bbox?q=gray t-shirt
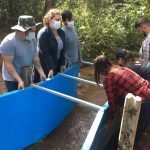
[0,32,37,81]
[62,26,81,66]
[56,36,63,60]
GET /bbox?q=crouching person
[94,55,150,149]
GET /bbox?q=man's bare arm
[1,54,24,89]
[33,53,46,80]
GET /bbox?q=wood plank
[117,93,142,150]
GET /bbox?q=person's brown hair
[43,8,61,26]
[94,55,113,85]
[61,10,73,22]
[135,16,150,28]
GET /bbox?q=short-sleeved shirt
[0,32,37,81]
[103,66,150,113]
[139,33,150,62]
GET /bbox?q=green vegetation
[0,0,150,60]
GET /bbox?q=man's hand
[40,72,46,81]
[48,69,54,78]
[18,80,24,90]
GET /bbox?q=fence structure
[118,93,142,150]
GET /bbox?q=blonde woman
[34,9,66,82]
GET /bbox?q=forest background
[0,0,150,60]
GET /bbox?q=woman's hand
[61,65,66,72]
[48,69,54,78]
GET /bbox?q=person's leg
[33,68,41,83]
[4,81,18,92]
[135,100,150,143]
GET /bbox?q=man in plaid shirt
[135,17,150,62]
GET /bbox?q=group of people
[0,7,150,147]
[0,9,82,92]
[94,16,150,148]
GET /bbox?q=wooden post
[117,93,142,150]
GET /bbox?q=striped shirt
[139,33,150,62]
[103,66,150,113]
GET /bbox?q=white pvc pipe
[82,61,94,66]
[58,73,103,88]
[31,84,104,111]
[82,110,104,150]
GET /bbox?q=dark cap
[116,49,128,60]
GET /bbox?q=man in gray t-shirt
[62,10,82,67]
[0,15,46,92]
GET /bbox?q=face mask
[26,32,35,41]
[67,20,74,28]
[52,20,61,30]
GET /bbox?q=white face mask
[67,20,74,28]
[26,32,35,41]
[52,20,61,30]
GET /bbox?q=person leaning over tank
[61,10,82,67]
[33,8,66,83]
[0,15,46,92]
[94,55,150,148]
[116,48,150,82]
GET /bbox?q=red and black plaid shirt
[103,66,150,112]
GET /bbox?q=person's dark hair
[135,16,150,28]
[116,49,135,64]
[94,55,113,85]
[61,10,73,22]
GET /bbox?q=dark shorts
[4,81,18,92]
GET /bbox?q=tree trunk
[44,0,57,14]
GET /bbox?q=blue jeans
[4,81,18,92]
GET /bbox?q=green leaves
[70,0,149,60]
[0,0,149,60]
